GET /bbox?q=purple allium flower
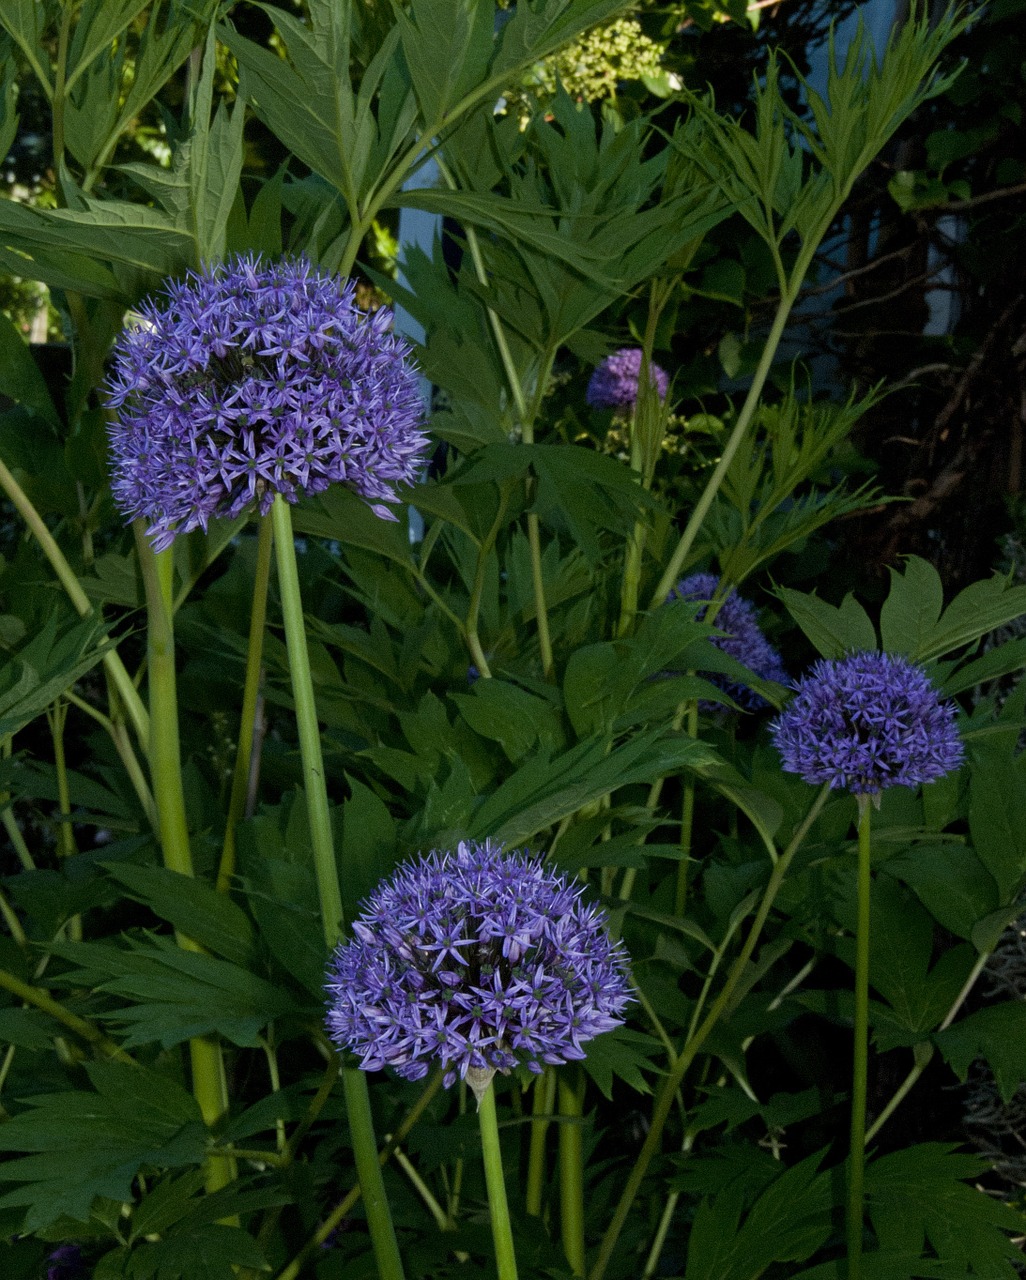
[106,255,428,550]
[771,651,964,795]
[46,1243,85,1280]
[325,839,632,1095]
[669,572,788,710]
[586,347,669,411]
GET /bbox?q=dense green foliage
[0,3,1024,1279]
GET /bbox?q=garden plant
[0,2,1025,1279]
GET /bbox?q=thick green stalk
[847,797,872,1280]
[479,1081,520,1280]
[558,1072,586,1277]
[137,529,234,1196]
[269,495,404,1280]
[589,784,831,1280]
[217,516,274,892]
[0,457,149,745]
[526,1066,556,1216]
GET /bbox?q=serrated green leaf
[49,935,294,1048]
[776,586,877,658]
[582,1028,661,1099]
[468,730,717,848]
[0,1062,205,1232]
[880,557,945,656]
[865,1143,1023,1275]
[101,864,257,969]
[882,844,999,941]
[936,1004,1026,1104]
[914,575,1026,664]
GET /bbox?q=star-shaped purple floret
[325,839,633,1088]
[106,255,429,549]
[771,650,964,795]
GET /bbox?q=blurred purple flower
[46,1243,85,1280]
[586,347,669,411]
[325,839,632,1092]
[669,572,788,710]
[106,255,428,550]
[771,650,964,795]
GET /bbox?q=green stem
[864,948,991,1144]
[525,1066,556,1216]
[642,1190,678,1279]
[0,885,26,947]
[269,494,404,1280]
[269,497,344,942]
[848,797,872,1280]
[558,1071,586,1277]
[136,528,234,1196]
[649,288,797,609]
[217,516,273,892]
[478,1081,520,1280]
[589,784,831,1280]
[675,702,699,916]
[0,966,133,1062]
[63,690,158,831]
[0,457,149,745]
[273,1071,443,1280]
[466,488,510,680]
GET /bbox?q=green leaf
[684,1151,833,1280]
[582,1028,661,1099]
[64,0,150,97]
[865,1143,1023,1274]
[452,679,562,764]
[468,730,718,848]
[913,574,1026,664]
[0,611,115,740]
[940,636,1026,698]
[50,935,295,1048]
[0,311,59,426]
[776,586,877,658]
[0,1007,61,1050]
[936,1003,1026,1104]
[221,2,368,213]
[126,1225,267,1280]
[879,557,945,656]
[240,857,326,997]
[393,0,494,125]
[186,28,246,264]
[967,741,1026,901]
[882,844,999,941]
[0,1062,205,1232]
[101,864,258,969]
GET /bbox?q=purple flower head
[325,839,632,1096]
[106,255,429,550]
[771,650,964,795]
[586,347,669,412]
[46,1244,85,1280]
[669,572,788,710]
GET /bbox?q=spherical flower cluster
[669,572,788,709]
[325,839,633,1093]
[771,650,964,795]
[106,255,428,550]
[586,348,669,412]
